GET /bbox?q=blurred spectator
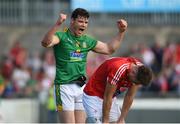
[46,86,57,123]
[174,42,180,84]
[159,72,169,95]
[0,56,15,98]
[151,41,163,74]
[0,75,5,96]
[12,65,31,97]
[14,48,28,68]
[42,50,55,81]
[2,79,15,98]
[9,41,23,60]
[162,42,176,69]
[140,43,155,67]
[37,67,53,104]
[148,72,168,95]
[0,38,179,102]
[174,42,180,65]
[148,75,161,92]
[28,51,42,74]
[24,67,38,98]
[0,74,5,123]
[1,57,14,79]
[87,52,109,78]
[168,69,180,94]
[128,43,142,58]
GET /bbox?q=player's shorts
[54,83,85,111]
[82,93,121,122]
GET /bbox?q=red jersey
[84,57,143,99]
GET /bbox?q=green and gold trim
[55,84,63,111]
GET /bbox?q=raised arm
[41,13,67,48]
[117,85,140,123]
[93,19,128,55]
[102,82,117,123]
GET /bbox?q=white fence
[117,98,180,123]
[0,98,179,123]
[0,99,39,123]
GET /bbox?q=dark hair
[136,66,153,86]
[71,8,89,19]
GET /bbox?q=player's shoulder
[105,57,126,68]
[83,34,97,40]
[56,27,68,34]
[55,30,65,35]
[107,57,127,63]
[106,57,143,67]
[127,57,143,65]
[84,34,93,38]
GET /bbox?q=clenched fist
[56,13,67,26]
[117,19,128,33]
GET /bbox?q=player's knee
[85,117,101,123]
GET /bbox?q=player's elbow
[41,40,50,48]
[41,41,47,48]
[107,48,115,55]
[103,50,114,55]
[105,43,116,55]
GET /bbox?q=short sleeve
[85,35,97,50]
[55,31,63,40]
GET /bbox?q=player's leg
[74,84,86,123]
[82,92,102,123]
[54,84,76,123]
[75,110,86,123]
[58,111,75,123]
[109,97,121,123]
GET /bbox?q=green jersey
[54,29,97,84]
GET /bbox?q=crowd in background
[0,40,180,101]
[0,39,179,122]
[125,41,180,97]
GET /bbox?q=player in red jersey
[83,57,153,123]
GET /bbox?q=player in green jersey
[41,8,128,123]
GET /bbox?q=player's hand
[56,13,67,25]
[117,19,128,33]
[117,118,125,124]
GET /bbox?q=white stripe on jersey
[113,67,127,84]
[110,63,129,85]
[136,62,143,66]
[112,62,143,84]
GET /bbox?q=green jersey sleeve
[84,35,97,51]
[55,31,63,43]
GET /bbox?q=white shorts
[54,83,85,111]
[82,93,121,122]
